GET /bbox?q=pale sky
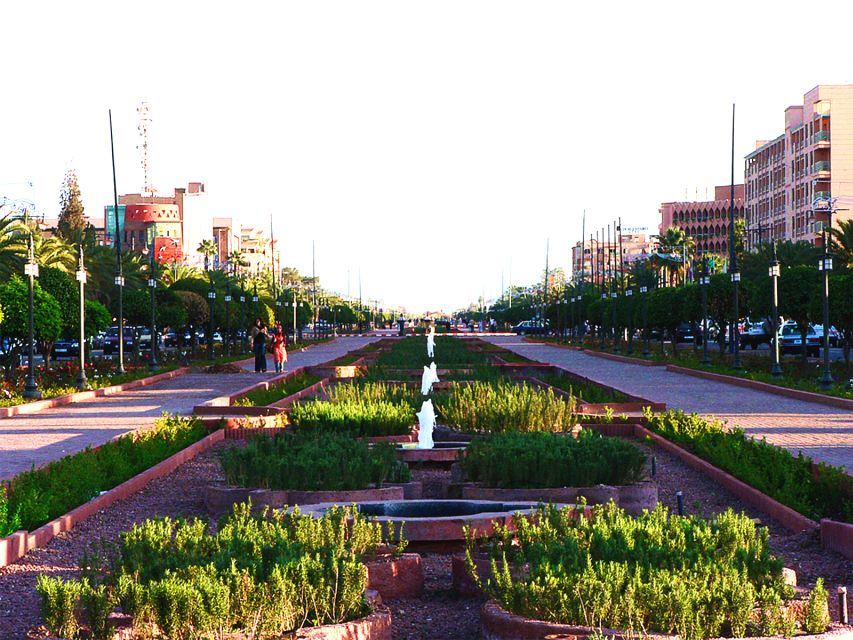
[3,1,853,312]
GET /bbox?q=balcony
[815,190,831,200]
[813,130,830,145]
[814,160,831,173]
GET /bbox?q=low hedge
[644,409,852,523]
[219,431,410,491]
[327,380,421,409]
[541,373,628,404]
[461,430,645,488]
[233,372,321,407]
[38,503,403,639]
[0,414,206,536]
[288,398,414,437]
[468,503,829,640]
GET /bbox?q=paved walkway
[484,336,853,473]
[0,337,378,479]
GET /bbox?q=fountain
[426,324,436,358]
[416,399,435,449]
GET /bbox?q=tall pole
[769,241,782,378]
[641,285,650,357]
[820,219,834,389]
[75,245,89,390]
[109,109,126,374]
[207,274,216,360]
[610,221,619,352]
[225,281,232,357]
[543,238,549,336]
[240,281,247,354]
[148,249,158,373]
[730,103,742,370]
[579,209,586,338]
[312,240,317,335]
[23,232,40,399]
[701,258,710,366]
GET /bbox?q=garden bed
[366,553,425,599]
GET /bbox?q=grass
[219,431,410,490]
[233,372,321,406]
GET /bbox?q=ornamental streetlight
[109,109,126,375]
[207,277,216,360]
[611,290,619,353]
[252,284,259,323]
[224,282,232,357]
[75,245,89,390]
[625,288,634,355]
[23,233,41,400]
[699,260,711,367]
[640,285,650,357]
[147,248,158,373]
[769,242,782,378]
[599,291,607,349]
[569,295,575,343]
[239,282,247,354]
[731,270,742,369]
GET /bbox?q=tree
[0,277,62,380]
[197,239,217,271]
[829,273,853,367]
[56,170,88,241]
[779,266,820,361]
[828,219,853,270]
[38,267,77,367]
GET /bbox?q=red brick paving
[485,337,853,474]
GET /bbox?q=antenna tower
[137,102,154,195]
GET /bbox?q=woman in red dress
[272,321,287,373]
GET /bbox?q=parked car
[512,320,549,336]
[812,324,840,348]
[673,323,696,344]
[779,323,820,356]
[740,318,773,350]
[51,339,81,359]
[102,326,137,355]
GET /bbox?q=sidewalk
[0,337,378,479]
[485,336,853,473]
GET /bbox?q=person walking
[250,318,268,373]
[272,320,287,373]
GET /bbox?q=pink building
[659,185,745,256]
[571,232,651,282]
[745,85,853,247]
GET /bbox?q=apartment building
[571,232,652,282]
[659,185,745,256]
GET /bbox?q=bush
[327,380,421,408]
[541,374,627,404]
[461,430,645,488]
[802,578,830,634]
[288,399,414,437]
[375,336,487,368]
[38,503,402,638]
[0,414,206,536]
[434,381,577,433]
[644,409,853,523]
[233,372,321,407]
[219,431,409,490]
[468,503,793,640]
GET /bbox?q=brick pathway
[485,336,853,473]
[0,337,378,479]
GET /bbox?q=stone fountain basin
[396,442,467,463]
[301,500,551,544]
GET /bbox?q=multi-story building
[571,231,652,282]
[240,226,280,276]
[745,85,853,247]
[213,217,242,270]
[659,185,745,257]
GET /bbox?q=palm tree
[227,249,248,276]
[0,214,28,280]
[197,239,217,271]
[829,219,853,269]
[652,226,695,286]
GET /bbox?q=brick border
[365,553,424,599]
[0,429,224,568]
[0,366,190,420]
[820,518,853,560]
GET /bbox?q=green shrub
[1,414,206,536]
[233,372,321,407]
[644,409,853,523]
[802,578,830,634]
[288,399,414,437]
[219,432,409,491]
[467,503,791,640]
[434,381,577,433]
[461,430,645,488]
[327,380,420,408]
[541,374,628,404]
[375,336,487,368]
[39,503,401,637]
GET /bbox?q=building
[659,185,745,257]
[104,181,207,264]
[571,231,652,282]
[213,217,241,270]
[240,225,280,276]
[744,85,853,247]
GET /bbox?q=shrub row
[375,336,487,368]
[287,398,414,437]
[644,409,853,523]
[219,431,410,491]
[540,373,627,404]
[468,503,829,640]
[233,372,321,407]
[327,380,421,409]
[461,430,645,488]
[433,381,577,433]
[38,503,403,639]
[0,414,207,536]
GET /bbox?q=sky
[3,1,853,313]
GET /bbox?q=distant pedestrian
[272,321,287,373]
[250,318,268,373]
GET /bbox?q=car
[812,324,840,348]
[740,318,773,350]
[779,323,820,357]
[51,339,81,359]
[673,323,696,344]
[102,326,136,355]
[512,320,549,336]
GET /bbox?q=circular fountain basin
[396,441,467,463]
[301,500,547,546]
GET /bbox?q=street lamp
[699,261,710,366]
[611,290,619,353]
[207,277,216,360]
[769,242,782,378]
[239,282,247,354]
[599,291,607,349]
[224,282,232,357]
[252,284,259,323]
[23,233,41,400]
[75,245,88,390]
[625,288,634,355]
[818,235,834,389]
[640,285,650,357]
[731,271,742,369]
[147,249,158,373]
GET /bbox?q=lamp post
[148,249,158,373]
[700,260,710,366]
[599,291,607,349]
[569,294,575,343]
[23,232,41,400]
[731,270,742,369]
[109,110,126,375]
[611,290,619,353]
[75,245,89,390]
[207,276,216,360]
[818,227,834,390]
[769,241,782,378]
[252,284,259,323]
[224,282,232,357]
[625,288,634,355]
[239,282,247,354]
[640,285,650,357]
